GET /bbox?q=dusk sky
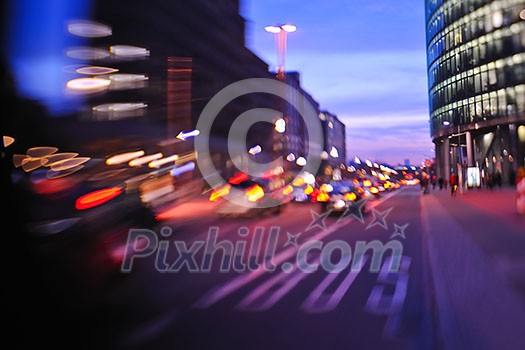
[241,0,434,165]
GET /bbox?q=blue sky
[241,0,434,165]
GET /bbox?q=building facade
[320,110,347,175]
[425,0,525,185]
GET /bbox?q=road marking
[365,255,411,338]
[236,257,321,311]
[193,188,406,309]
[301,255,369,313]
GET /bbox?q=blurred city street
[2,0,525,349]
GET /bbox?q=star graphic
[390,223,409,239]
[305,209,331,231]
[284,232,301,247]
[366,207,393,231]
[337,199,368,223]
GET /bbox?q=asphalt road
[99,186,437,349]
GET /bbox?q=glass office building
[425,0,525,185]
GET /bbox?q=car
[210,172,290,218]
[316,181,368,214]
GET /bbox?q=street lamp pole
[265,24,296,81]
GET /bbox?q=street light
[265,24,296,81]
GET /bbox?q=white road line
[193,188,406,309]
[301,255,369,313]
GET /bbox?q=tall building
[425,0,525,185]
[320,110,347,173]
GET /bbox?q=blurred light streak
[148,154,179,168]
[67,20,112,38]
[43,153,79,166]
[66,77,110,93]
[129,153,163,167]
[170,162,195,177]
[65,46,110,60]
[106,150,145,165]
[50,157,90,171]
[75,66,118,75]
[75,187,122,210]
[27,146,58,158]
[110,45,150,58]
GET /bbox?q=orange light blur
[282,185,293,195]
[75,187,122,210]
[304,185,314,195]
[363,179,372,187]
[344,192,357,201]
[209,184,231,202]
[370,186,379,194]
[292,177,305,186]
[246,185,264,202]
[316,193,330,202]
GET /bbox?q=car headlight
[334,199,346,209]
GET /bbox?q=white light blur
[281,24,297,33]
[296,157,307,166]
[148,154,179,168]
[110,45,150,58]
[518,125,525,142]
[443,120,450,126]
[274,118,286,133]
[264,25,281,34]
[330,146,339,158]
[320,151,329,160]
[319,113,326,121]
[521,9,525,20]
[75,66,119,75]
[106,150,145,165]
[365,160,373,167]
[66,78,110,93]
[128,153,163,167]
[334,200,345,209]
[66,47,110,60]
[354,156,361,164]
[286,153,296,162]
[303,172,316,185]
[93,102,147,113]
[67,20,112,38]
[248,145,262,155]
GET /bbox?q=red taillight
[75,187,122,210]
[228,172,249,185]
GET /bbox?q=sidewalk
[421,187,525,350]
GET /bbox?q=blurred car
[316,181,367,214]
[22,160,156,266]
[210,172,290,218]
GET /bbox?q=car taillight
[363,180,372,187]
[246,184,264,202]
[209,184,231,201]
[344,192,357,201]
[75,187,122,210]
[370,186,379,194]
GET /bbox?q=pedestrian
[449,173,457,197]
[438,177,444,190]
[431,176,436,190]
